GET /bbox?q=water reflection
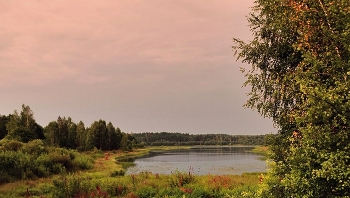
[125,146,267,175]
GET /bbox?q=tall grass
[50,171,262,198]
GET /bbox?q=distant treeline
[0,105,269,151]
[0,104,140,152]
[132,132,268,146]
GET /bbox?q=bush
[0,170,14,183]
[48,151,73,170]
[72,155,94,170]
[21,139,46,156]
[51,163,65,174]
[0,144,95,184]
[111,170,125,177]
[34,164,50,177]
[35,154,52,168]
[0,151,28,179]
[1,140,24,151]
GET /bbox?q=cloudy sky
[1,0,276,135]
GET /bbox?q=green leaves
[4,105,44,143]
[234,0,350,197]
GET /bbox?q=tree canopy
[0,105,139,152]
[4,105,44,143]
[233,0,350,197]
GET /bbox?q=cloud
[0,0,276,135]
[0,0,254,87]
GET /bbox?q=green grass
[49,170,262,198]
[251,146,270,160]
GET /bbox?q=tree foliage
[0,105,138,152]
[233,0,350,197]
[0,139,93,183]
[0,115,9,139]
[4,105,44,143]
[43,117,136,151]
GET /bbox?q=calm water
[125,146,267,175]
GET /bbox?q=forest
[0,104,138,152]
[0,105,267,151]
[132,132,267,146]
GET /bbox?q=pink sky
[1,0,276,134]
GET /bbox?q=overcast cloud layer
[1,0,276,135]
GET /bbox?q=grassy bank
[50,170,262,198]
[116,146,190,161]
[251,146,269,160]
[0,146,264,197]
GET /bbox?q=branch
[317,0,340,57]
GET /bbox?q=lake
[125,146,267,175]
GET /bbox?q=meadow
[0,145,266,197]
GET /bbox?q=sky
[0,0,276,135]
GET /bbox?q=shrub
[48,151,73,170]
[21,139,46,156]
[34,164,50,177]
[1,140,24,151]
[35,154,52,168]
[111,170,125,177]
[0,170,14,183]
[72,154,94,170]
[0,151,29,179]
[51,163,65,174]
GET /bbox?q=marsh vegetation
[0,146,267,198]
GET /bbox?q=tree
[9,127,36,143]
[106,123,123,150]
[233,0,350,197]
[5,105,44,143]
[44,121,59,146]
[120,133,132,151]
[0,115,9,139]
[114,127,123,150]
[85,127,95,151]
[57,116,69,148]
[20,104,35,129]
[76,121,86,151]
[106,122,117,150]
[66,117,77,149]
[89,120,109,150]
